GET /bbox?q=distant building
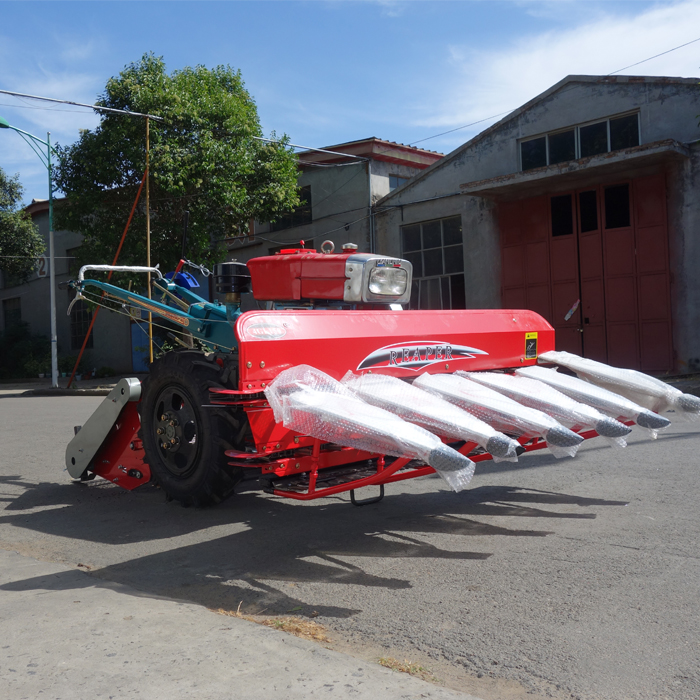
[0,199,141,375]
[375,75,700,373]
[225,138,443,265]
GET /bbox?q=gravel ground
[1,394,698,700]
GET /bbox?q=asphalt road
[1,394,698,700]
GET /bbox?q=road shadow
[0,473,629,619]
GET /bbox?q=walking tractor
[65,243,700,506]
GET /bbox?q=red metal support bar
[273,454,415,501]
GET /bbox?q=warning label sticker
[525,332,538,359]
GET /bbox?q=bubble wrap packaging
[264,365,475,491]
[463,371,631,448]
[515,365,671,438]
[539,350,700,421]
[414,372,583,458]
[341,371,520,462]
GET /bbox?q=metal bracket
[65,378,141,479]
[350,484,384,507]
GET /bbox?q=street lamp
[1,116,59,387]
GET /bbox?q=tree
[0,168,45,282]
[54,53,300,275]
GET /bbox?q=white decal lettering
[390,350,398,366]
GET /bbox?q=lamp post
[1,116,59,387]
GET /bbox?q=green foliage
[0,322,50,379]
[0,168,45,282]
[54,53,300,277]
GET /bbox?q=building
[1,139,443,374]
[0,199,141,375]
[226,138,442,266]
[375,75,700,373]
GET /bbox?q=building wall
[0,208,134,373]
[375,77,700,370]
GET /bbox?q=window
[551,195,574,237]
[3,297,21,328]
[548,130,576,165]
[70,293,93,350]
[389,175,409,191]
[401,215,465,310]
[579,190,598,232]
[521,112,640,171]
[270,186,312,232]
[604,184,630,229]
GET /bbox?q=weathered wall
[0,209,133,373]
[375,77,700,368]
[667,142,700,372]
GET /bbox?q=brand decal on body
[245,322,287,340]
[357,341,488,371]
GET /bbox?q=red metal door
[633,174,672,370]
[549,193,583,354]
[499,174,673,371]
[577,189,608,362]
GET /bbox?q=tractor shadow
[0,467,629,619]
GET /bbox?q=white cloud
[413,0,700,147]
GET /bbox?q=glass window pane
[404,251,422,278]
[521,137,546,170]
[444,245,464,273]
[401,225,421,252]
[420,278,442,310]
[422,221,441,249]
[548,130,576,164]
[551,195,574,237]
[579,190,598,232]
[409,280,419,309]
[442,216,462,245]
[441,276,451,309]
[580,121,608,158]
[423,248,443,277]
[610,114,640,151]
[604,184,630,229]
[450,274,466,309]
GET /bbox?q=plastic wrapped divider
[414,372,583,458]
[463,371,631,448]
[341,371,520,462]
[264,365,475,492]
[515,365,671,439]
[539,350,700,421]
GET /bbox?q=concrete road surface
[1,393,698,700]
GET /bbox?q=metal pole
[146,117,153,364]
[47,132,58,388]
[367,160,374,254]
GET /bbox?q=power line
[0,89,164,121]
[608,35,700,75]
[408,35,700,146]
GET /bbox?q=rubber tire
[139,350,246,507]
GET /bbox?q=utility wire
[408,35,700,146]
[607,36,700,75]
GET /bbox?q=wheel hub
[152,388,201,478]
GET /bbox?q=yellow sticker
[525,332,538,359]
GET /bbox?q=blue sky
[1,0,700,201]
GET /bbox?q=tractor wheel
[139,350,246,507]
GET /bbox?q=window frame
[400,215,465,310]
[520,111,641,171]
